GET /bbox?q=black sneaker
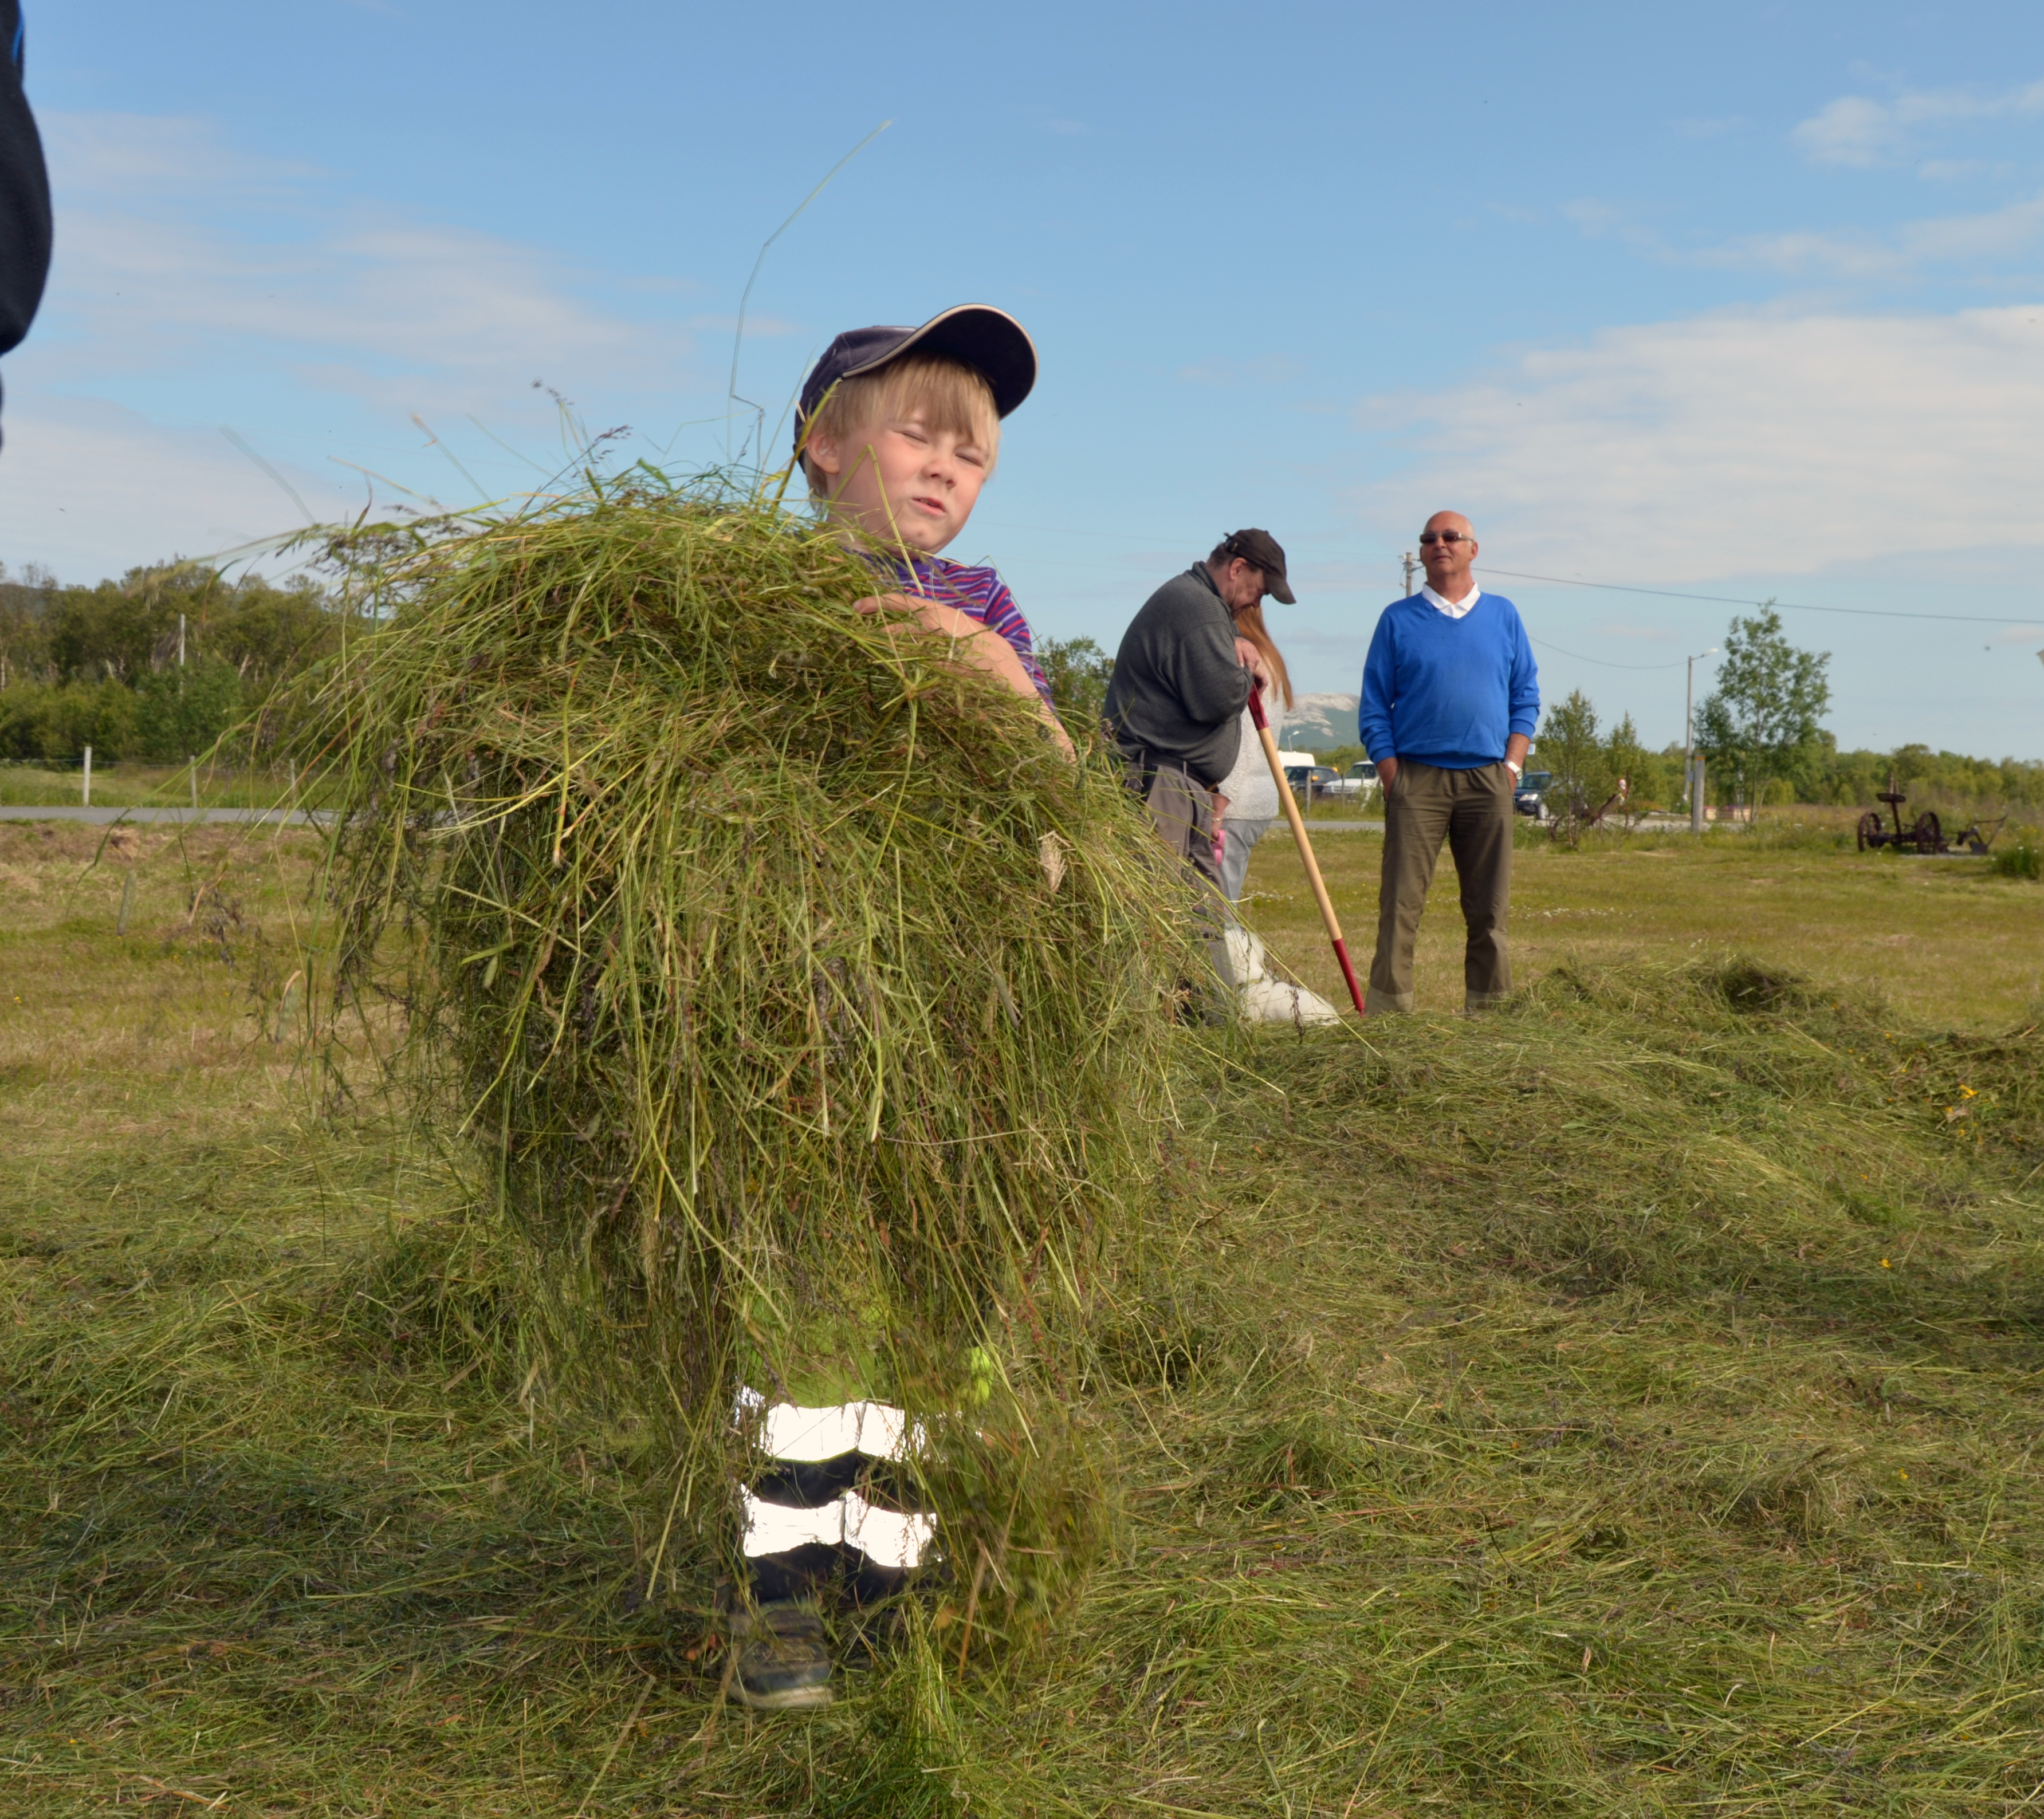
[730,1602,834,1712]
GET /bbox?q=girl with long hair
[1212,600,1294,904]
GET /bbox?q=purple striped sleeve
[908,558,1057,711]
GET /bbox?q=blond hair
[1232,601,1294,711]
[800,353,1001,497]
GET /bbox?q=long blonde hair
[1231,601,1293,711]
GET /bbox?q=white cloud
[1792,80,2044,168]
[1661,191,2044,280]
[0,111,716,578]
[1917,159,2009,183]
[1176,355,1302,387]
[33,114,686,415]
[1794,95,1908,168]
[0,393,357,578]
[1356,303,2044,582]
[1687,225,1900,278]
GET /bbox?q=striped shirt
[872,554,1056,712]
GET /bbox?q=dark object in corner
[0,0,52,439]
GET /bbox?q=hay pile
[289,478,1193,1612]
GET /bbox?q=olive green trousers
[1366,759,1515,1015]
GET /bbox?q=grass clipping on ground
[10,806,2044,1809]
[289,479,1192,1609]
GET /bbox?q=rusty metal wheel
[1913,811,1943,855]
[1856,811,1882,851]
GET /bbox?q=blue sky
[7,0,2044,755]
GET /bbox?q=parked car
[1280,763,1341,801]
[1330,761,1379,801]
[1513,770,1552,818]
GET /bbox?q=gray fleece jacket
[1104,563,1252,787]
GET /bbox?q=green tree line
[0,562,340,763]
[2,585,2033,818]
[1047,621,2041,821]
[1532,609,2042,819]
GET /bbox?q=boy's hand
[856,594,1075,759]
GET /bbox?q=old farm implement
[1856,775,2003,856]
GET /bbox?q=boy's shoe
[730,1602,834,1712]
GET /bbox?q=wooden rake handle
[1247,687,1367,1017]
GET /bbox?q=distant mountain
[1275,692,1359,755]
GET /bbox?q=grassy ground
[2,824,2042,1814]
[1243,818,2044,1033]
[0,765,306,810]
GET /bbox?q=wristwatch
[1504,760,1523,778]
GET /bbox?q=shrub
[1992,838,2041,881]
[131,657,242,762]
[0,679,140,761]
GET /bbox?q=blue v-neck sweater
[1357,592,1540,770]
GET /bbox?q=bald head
[1418,510,1477,600]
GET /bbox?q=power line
[1527,635,1689,672]
[1484,566,2044,629]
[976,522,2044,632]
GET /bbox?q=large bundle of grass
[290,477,1192,1614]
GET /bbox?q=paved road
[0,804,332,826]
[1269,819,1383,834]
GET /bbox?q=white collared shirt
[1420,581,1481,619]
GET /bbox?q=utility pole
[178,612,186,668]
[1685,647,1719,833]
[1401,551,1417,597]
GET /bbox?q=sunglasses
[1417,531,1472,546]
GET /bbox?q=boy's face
[808,407,990,554]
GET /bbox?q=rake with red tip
[1245,686,1367,1017]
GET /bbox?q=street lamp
[1685,648,1719,832]
[1684,649,1720,757]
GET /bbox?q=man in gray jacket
[1104,530,1290,895]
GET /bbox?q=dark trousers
[1123,753,1233,1017]
[1125,753,1225,900]
[1367,759,1515,1014]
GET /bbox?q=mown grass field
[1244,818,2043,1033]
[2,820,2041,1815]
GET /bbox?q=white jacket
[1214,686,1279,820]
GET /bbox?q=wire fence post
[81,745,92,808]
[188,758,198,812]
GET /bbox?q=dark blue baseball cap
[793,304,1037,462]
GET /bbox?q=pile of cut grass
[279,477,1193,1607]
[5,813,2043,1814]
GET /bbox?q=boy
[796,305,1073,758]
[726,306,1062,1712]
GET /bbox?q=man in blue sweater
[1358,511,1538,1014]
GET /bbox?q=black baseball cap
[1220,528,1296,604]
[793,305,1037,463]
